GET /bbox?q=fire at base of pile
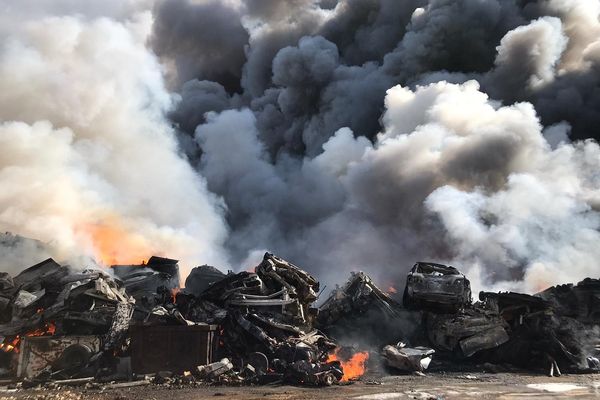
[1,251,600,389]
[0,253,365,387]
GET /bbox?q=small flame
[0,322,56,353]
[387,286,397,294]
[171,287,181,303]
[327,349,369,381]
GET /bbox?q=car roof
[414,261,460,274]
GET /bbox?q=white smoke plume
[0,1,228,276]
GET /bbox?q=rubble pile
[1,251,600,390]
[177,253,344,385]
[398,263,600,376]
[317,272,421,348]
[475,285,600,375]
[0,258,134,380]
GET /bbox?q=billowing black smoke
[1,0,599,295]
[147,0,600,293]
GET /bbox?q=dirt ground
[2,372,600,400]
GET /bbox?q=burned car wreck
[403,262,471,310]
[398,263,600,376]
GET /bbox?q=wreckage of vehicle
[400,263,600,376]
[1,249,600,390]
[403,262,472,310]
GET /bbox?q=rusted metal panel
[130,325,217,374]
[17,336,101,379]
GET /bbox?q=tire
[322,372,336,386]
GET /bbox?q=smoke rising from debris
[1,0,599,294]
[0,2,228,276]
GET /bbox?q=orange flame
[171,287,181,304]
[327,349,369,381]
[387,286,397,294]
[0,322,56,354]
[77,216,153,265]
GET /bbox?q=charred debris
[0,255,599,390]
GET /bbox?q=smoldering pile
[1,252,600,391]
[0,253,348,388]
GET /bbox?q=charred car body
[403,262,471,310]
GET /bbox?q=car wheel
[322,372,336,386]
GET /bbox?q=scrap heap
[0,253,348,386]
[397,262,600,375]
[2,250,600,387]
[317,271,419,347]
[476,281,600,374]
[176,253,343,385]
[0,258,134,380]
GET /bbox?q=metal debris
[3,251,600,389]
[382,343,435,373]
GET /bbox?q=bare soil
[2,372,600,400]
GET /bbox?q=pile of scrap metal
[173,252,344,386]
[111,256,180,315]
[0,258,134,381]
[315,271,433,374]
[400,261,600,375]
[317,271,421,348]
[477,285,600,375]
[9,251,600,384]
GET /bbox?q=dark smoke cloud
[319,0,426,65]
[150,0,249,91]
[382,0,525,80]
[155,0,600,293]
[482,0,600,141]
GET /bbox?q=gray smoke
[150,0,249,91]
[1,0,600,295]
[0,0,228,278]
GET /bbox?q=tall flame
[327,349,369,381]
